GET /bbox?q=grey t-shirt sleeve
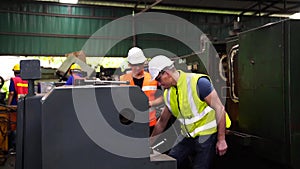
[197,77,214,101]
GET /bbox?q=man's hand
[149,101,152,107]
[216,139,227,156]
[150,106,171,145]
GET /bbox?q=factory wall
[0,1,281,56]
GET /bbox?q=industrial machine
[14,19,300,169]
[16,60,176,169]
[0,105,17,166]
[56,55,96,82]
[171,20,300,169]
[220,20,299,169]
[228,19,300,169]
[0,75,17,166]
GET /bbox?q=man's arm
[150,106,172,145]
[149,95,163,107]
[7,91,14,105]
[204,89,227,156]
[7,79,15,105]
[149,85,164,107]
[65,76,73,85]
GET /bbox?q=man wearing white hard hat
[120,47,163,134]
[148,55,231,169]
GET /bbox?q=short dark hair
[14,70,20,74]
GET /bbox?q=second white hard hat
[127,47,146,65]
[148,55,174,80]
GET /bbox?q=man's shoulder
[11,76,21,82]
[12,76,28,82]
[120,73,132,81]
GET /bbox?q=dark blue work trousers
[168,133,217,169]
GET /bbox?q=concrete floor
[0,152,289,169]
[0,155,15,169]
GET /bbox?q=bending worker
[120,47,163,134]
[149,55,231,169]
[66,63,82,85]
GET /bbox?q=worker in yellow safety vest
[120,47,163,134]
[149,55,231,169]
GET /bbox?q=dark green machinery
[226,19,300,169]
[175,20,300,169]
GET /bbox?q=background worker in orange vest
[120,47,164,134]
[7,63,28,106]
[65,63,83,85]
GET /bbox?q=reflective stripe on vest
[178,106,213,125]
[179,106,231,129]
[16,83,28,87]
[142,86,157,91]
[189,120,217,137]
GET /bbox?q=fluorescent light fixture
[289,12,300,19]
[59,0,78,4]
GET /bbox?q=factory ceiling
[78,0,300,17]
[16,0,300,17]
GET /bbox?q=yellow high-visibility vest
[164,71,231,138]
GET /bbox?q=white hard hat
[127,47,146,65]
[148,55,174,80]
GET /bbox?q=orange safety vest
[73,73,84,84]
[12,76,28,100]
[120,72,158,126]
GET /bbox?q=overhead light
[289,12,300,19]
[59,0,78,4]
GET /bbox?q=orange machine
[0,105,16,165]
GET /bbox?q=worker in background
[1,79,10,103]
[7,64,28,106]
[65,63,82,85]
[149,55,231,169]
[0,76,6,105]
[120,47,163,134]
[7,63,28,152]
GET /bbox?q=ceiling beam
[230,0,300,5]
[133,0,141,11]
[253,1,278,15]
[31,0,299,16]
[136,0,162,14]
[286,3,300,11]
[239,2,259,15]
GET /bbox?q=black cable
[175,86,192,138]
